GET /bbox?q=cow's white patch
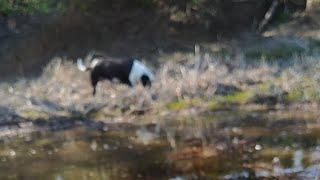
[90,59,101,68]
[129,60,154,86]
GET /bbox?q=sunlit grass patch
[86,107,121,120]
[284,76,320,103]
[208,91,252,111]
[218,91,252,104]
[20,109,50,120]
[256,81,275,93]
[208,100,222,111]
[285,89,303,102]
[166,98,202,110]
[285,86,320,103]
[253,79,284,94]
[166,100,188,110]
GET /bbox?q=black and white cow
[77,54,154,95]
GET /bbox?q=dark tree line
[0,0,309,31]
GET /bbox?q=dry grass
[0,48,320,122]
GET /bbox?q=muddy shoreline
[0,103,318,140]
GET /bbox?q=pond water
[0,110,319,179]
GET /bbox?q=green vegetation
[208,91,252,111]
[245,44,305,60]
[210,91,250,110]
[0,0,99,15]
[285,86,320,103]
[167,100,189,110]
[166,98,201,110]
[20,109,50,120]
[167,91,253,112]
[269,76,319,103]
[285,88,304,103]
[213,48,233,59]
[309,38,320,51]
[208,101,222,111]
[216,91,252,104]
[274,11,292,24]
[0,0,55,15]
[132,0,157,8]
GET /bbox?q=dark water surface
[0,110,319,179]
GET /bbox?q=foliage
[0,0,160,15]
[0,0,56,15]
[133,0,157,8]
[273,10,293,24]
[0,0,100,15]
[70,0,97,11]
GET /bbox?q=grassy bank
[0,45,319,122]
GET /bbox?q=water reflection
[0,110,318,179]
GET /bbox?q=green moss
[166,98,201,110]
[256,82,273,93]
[254,79,283,94]
[167,101,188,110]
[222,91,252,104]
[209,91,252,109]
[167,92,252,111]
[305,89,320,101]
[284,78,320,103]
[20,110,50,120]
[208,100,222,111]
[285,89,304,103]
